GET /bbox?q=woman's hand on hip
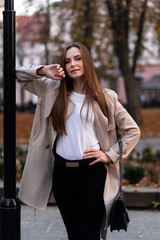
[36,64,65,80]
[83,149,112,165]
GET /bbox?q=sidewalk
[21,205,160,240]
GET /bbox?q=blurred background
[0,0,160,191]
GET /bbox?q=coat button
[46,144,50,149]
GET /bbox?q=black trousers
[52,153,107,240]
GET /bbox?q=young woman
[17,42,140,240]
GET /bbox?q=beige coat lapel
[94,94,115,152]
[94,102,108,151]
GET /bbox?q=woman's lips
[71,69,80,73]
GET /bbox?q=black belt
[54,153,96,168]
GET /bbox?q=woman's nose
[71,60,76,67]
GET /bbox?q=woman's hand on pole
[36,64,65,80]
[83,149,112,165]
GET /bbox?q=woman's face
[64,47,84,81]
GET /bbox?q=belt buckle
[66,162,79,167]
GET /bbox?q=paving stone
[21,205,160,240]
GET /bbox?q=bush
[19,157,26,177]
[16,145,27,179]
[155,150,160,161]
[142,146,154,160]
[123,163,145,184]
[151,201,160,209]
[0,161,4,179]
[16,146,25,157]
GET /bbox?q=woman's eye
[65,61,70,64]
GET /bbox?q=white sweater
[56,91,100,160]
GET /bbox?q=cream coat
[16,65,140,239]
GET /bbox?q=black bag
[109,140,130,232]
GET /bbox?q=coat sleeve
[106,90,141,163]
[16,64,56,97]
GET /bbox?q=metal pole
[0,0,21,239]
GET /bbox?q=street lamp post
[0,0,20,240]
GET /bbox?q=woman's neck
[73,79,85,94]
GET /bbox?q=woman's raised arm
[37,64,65,80]
[16,64,65,96]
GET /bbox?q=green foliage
[16,145,27,177]
[155,150,160,161]
[0,161,4,179]
[142,146,154,160]
[136,152,140,159]
[128,146,160,161]
[151,201,160,209]
[128,149,140,160]
[16,146,26,157]
[19,158,26,177]
[123,163,145,184]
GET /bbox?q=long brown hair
[51,42,108,135]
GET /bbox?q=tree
[70,0,97,51]
[69,0,116,81]
[19,0,73,65]
[21,0,51,64]
[17,0,159,125]
[149,1,160,57]
[105,0,149,125]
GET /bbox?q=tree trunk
[82,1,94,51]
[114,39,142,125]
[122,69,142,125]
[106,0,142,125]
[70,0,96,52]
